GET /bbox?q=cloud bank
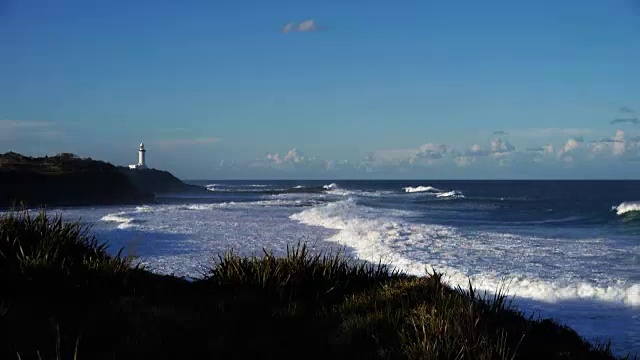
[223,129,640,176]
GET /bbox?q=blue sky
[1,0,639,179]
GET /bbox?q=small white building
[129,143,148,169]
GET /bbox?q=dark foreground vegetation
[0,212,633,359]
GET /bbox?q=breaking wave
[323,183,338,190]
[101,199,324,228]
[101,213,139,229]
[177,200,319,211]
[206,184,270,192]
[614,201,640,216]
[206,183,328,195]
[404,186,441,193]
[403,185,464,199]
[436,190,465,199]
[290,199,640,307]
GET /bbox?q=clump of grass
[206,243,396,300]
[0,210,135,284]
[330,275,524,359]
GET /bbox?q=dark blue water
[189,179,640,233]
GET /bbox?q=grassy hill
[0,152,207,208]
[0,152,155,208]
[0,211,630,360]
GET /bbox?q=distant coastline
[0,152,204,208]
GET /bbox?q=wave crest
[290,199,640,307]
[615,201,640,215]
[404,186,440,193]
[436,190,465,199]
[101,213,136,229]
[323,183,339,190]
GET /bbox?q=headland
[0,151,203,208]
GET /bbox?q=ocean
[43,180,640,354]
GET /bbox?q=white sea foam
[182,203,231,211]
[102,199,320,217]
[323,183,362,197]
[319,183,391,197]
[615,201,640,215]
[323,183,339,190]
[326,189,357,196]
[404,185,440,193]
[205,188,229,192]
[290,199,640,307]
[436,190,465,199]
[404,186,464,198]
[206,184,270,192]
[243,199,320,207]
[101,213,136,229]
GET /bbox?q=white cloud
[283,148,304,163]
[411,143,455,163]
[452,139,516,167]
[589,130,628,157]
[460,139,515,161]
[454,156,474,167]
[525,144,555,163]
[490,139,515,154]
[298,19,317,32]
[282,19,318,33]
[282,22,295,33]
[556,135,588,160]
[372,143,454,166]
[613,130,625,156]
[469,144,483,154]
[372,130,640,171]
[590,141,607,154]
[562,138,581,153]
[266,153,281,163]
[265,148,305,165]
[244,130,640,174]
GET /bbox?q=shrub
[0,210,136,288]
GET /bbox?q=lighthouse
[129,143,148,169]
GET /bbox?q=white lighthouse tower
[129,143,148,169]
